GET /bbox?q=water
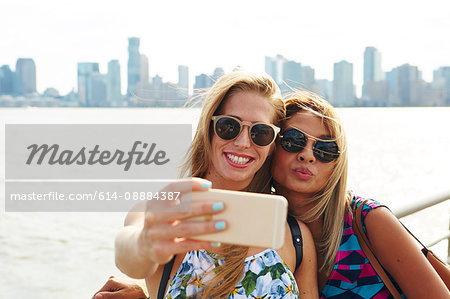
[1,107,449,298]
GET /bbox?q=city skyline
[1,0,449,95]
[3,44,450,107]
[3,44,450,99]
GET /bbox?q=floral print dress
[164,249,299,299]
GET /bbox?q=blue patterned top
[164,249,299,299]
[320,196,405,299]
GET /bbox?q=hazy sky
[2,0,449,95]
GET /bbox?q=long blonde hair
[283,91,352,275]
[181,71,285,298]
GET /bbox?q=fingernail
[215,221,226,230]
[201,180,212,189]
[211,242,221,247]
[212,202,224,211]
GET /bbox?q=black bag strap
[157,256,176,299]
[287,214,303,271]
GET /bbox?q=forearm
[115,225,158,279]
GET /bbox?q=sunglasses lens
[313,140,339,162]
[215,117,240,140]
[250,124,276,146]
[280,128,307,152]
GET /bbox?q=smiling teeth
[227,154,250,165]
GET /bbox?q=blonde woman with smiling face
[113,72,318,299]
[272,92,449,298]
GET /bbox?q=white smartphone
[189,189,288,249]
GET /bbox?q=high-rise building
[127,37,141,96]
[212,67,225,81]
[140,54,149,84]
[265,55,286,84]
[178,65,189,98]
[363,47,383,98]
[282,60,302,92]
[333,60,354,106]
[315,79,333,101]
[385,69,397,102]
[89,73,107,106]
[0,65,15,94]
[16,58,36,94]
[152,75,163,100]
[433,66,450,105]
[77,62,99,106]
[300,65,315,91]
[394,64,422,106]
[194,74,213,90]
[107,60,122,105]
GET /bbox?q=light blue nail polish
[201,181,212,189]
[211,242,221,247]
[212,202,224,211]
[215,221,226,230]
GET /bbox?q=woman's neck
[276,184,324,240]
[204,173,251,191]
[276,185,313,216]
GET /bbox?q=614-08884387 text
[99,191,181,201]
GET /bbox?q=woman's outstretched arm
[114,178,225,279]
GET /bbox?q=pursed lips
[295,167,313,179]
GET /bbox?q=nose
[297,141,315,163]
[234,125,252,148]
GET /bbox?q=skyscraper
[212,67,225,81]
[140,54,149,84]
[89,73,107,106]
[178,65,189,98]
[316,79,333,100]
[433,66,450,105]
[394,64,421,106]
[127,37,141,96]
[300,65,315,91]
[77,62,99,106]
[363,47,383,98]
[282,60,302,91]
[194,74,213,90]
[16,58,36,94]
[333,60,354,106]
[107,60,122,105]
[0,65,15,94]
[265,55,286,84]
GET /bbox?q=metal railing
[393,191,450,262]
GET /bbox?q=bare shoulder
[364,205,398,230]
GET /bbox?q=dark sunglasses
[279,127,340,163]
[211,115,280,147]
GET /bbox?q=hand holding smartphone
[189,189,288,249]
